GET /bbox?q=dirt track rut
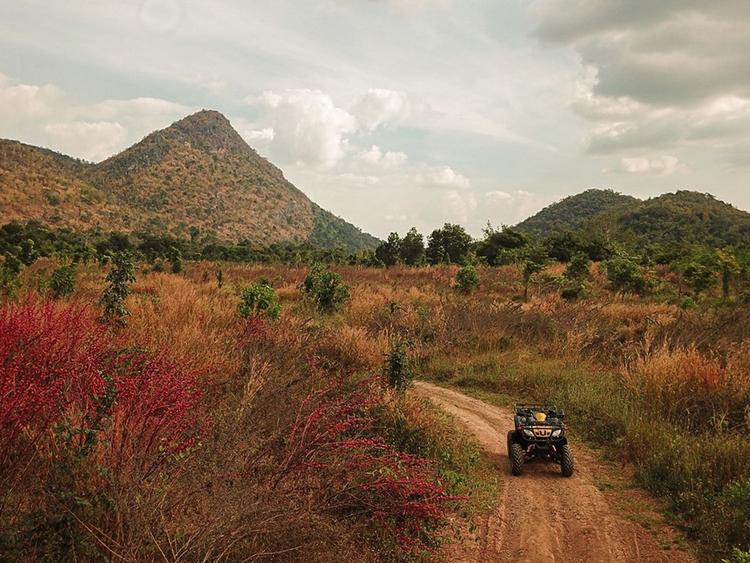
[414,382,695,563]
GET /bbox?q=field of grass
[2,259,750,560]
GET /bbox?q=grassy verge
[417,349,750,561]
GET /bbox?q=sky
[1,0,750,238]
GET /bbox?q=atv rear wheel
[510,443,525,476]
[560,444,574,477]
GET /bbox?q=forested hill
[0,110,379,252]
[516,189,638,235]
[517,189,750,249]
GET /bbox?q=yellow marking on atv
[532,427,553,437]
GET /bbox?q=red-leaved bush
[276,370,457,552]
[0,297,207,491]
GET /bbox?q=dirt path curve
[414,382,695,563]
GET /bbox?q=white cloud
[0,73,61,122]
[246,89,357,167]
[610,155,683,176]
[418,165,471,190]
[351,88,409,131]
[357,144,407,168]
[43,121,127,162]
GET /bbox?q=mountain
[616,191,750,248]
[516,188,750,249]
[516,189,639,235]
[0,110,379,251]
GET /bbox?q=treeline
[3,219,750,303]
[373,222,750,303]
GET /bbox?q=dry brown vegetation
[3,260,750,560]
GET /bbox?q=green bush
[300,263,350,313]
[455,264,479,294]
[49,265,76,299]
[238,281,281,320]
[385,336,412,392]
[99,253,136,324]
[605,254,648,294]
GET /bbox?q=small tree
[49,264,76,299]
[399,227,426,266]
[520,245,549,302]
[426,223,473,265]
[238,281,281,320]
[99,253,136,324]
[385,336,412,393]
[717,248,740,301]
[375,233,402,267]
[0,254,22,299]
[564,252,591,282]
[605,254,648,294]
[301,263,350,313]
[455,264,479,294]
[168,246,183,274]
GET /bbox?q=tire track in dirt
[414,382,695,563]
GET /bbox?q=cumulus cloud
[357,145,407,168]
[0,73,61,122]
[245,89,357,167]
[351,89,409,131]
[43,121,127,162]
[534,1,750,171]
[608,155,683,176]
[418,165,471,190]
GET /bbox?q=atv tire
[510,443,525,476]
[560,444,574,477]
[506,431,514,457]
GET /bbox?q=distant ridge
[516,188,750,248]
[0,110,379,251]
[516,189,638,235]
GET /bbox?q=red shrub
[0,297,207,489]
[278,373,456,551]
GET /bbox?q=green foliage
[605,253,648,294]
[724,548,750,563]
[0,254,22,299]
[385,336,412,393]
[427,223,473,265]
[564,252,591,282]
[99,253,136,324]
[375,232,401,267]
[455,264,479,294]
[476,224,527,266]
[517,189,638,236]
[520,244,549,301]
[399,227,425,266]
[682,257,718,297]
[561,253,589,301]
[308,204,380,252]
[301,263,350,313]
[168,246,183,273]
[49,265,76,299]
[238,281,281,320]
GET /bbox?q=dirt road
[414,382,695,563]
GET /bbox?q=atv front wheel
[560,444,574,477]
[510,443,525,476]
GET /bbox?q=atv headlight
[551,429,562,438]
[522,428,535,438]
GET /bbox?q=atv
[506,404,574,477]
